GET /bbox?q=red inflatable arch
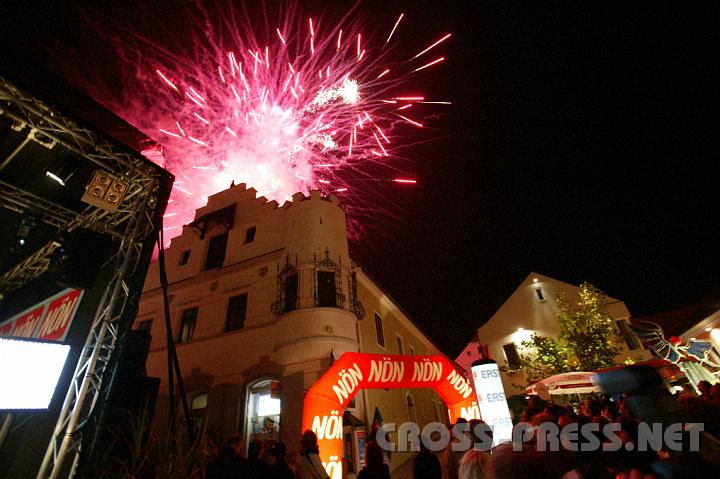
[301,352,478,478]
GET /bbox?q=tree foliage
[513,281,621,385]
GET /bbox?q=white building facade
[457,273,651,395]
[134,184,447,474]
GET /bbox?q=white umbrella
[527,372,599,399]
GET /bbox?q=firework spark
[105,3,450,236]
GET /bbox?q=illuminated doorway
[244,379,281,448]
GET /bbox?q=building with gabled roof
[456,272,651,395]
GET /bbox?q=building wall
[466,273,651,395]
[134,184,448,471]
[354,273,448,465]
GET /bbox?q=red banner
[11,305,46,338]
[0,288,84,342]
[302,352,477,479]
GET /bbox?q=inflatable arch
[301,352,478,479]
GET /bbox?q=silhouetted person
[297,430,330,479]
[246,439,270,478]
[414,439,442,479]
[358,441,390,479]
[269,442,295,479]
[206,434,246,479]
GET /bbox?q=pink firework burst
[106,2,451,237]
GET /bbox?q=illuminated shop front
[245,379,281,448]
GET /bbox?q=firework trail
[96,2,451,238]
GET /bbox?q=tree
[512,282,621,385]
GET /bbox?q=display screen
[471,361,513,445]
[0,337,71,410]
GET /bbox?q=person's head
[248,439,262,460]
[271,442,287,462]
[527,395,546,411]
[557,412,574,428]
[530,411,554,428]
[601,402,618,421]
[468,419,493,448]
[300,429,319,455]
[580,398,600,418]
[698,380,712,396]
[709,383,720,399]
[365,441,384,468]
[225,434,243,456]
[617,397,632,418]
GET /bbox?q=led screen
[0,337,70,409]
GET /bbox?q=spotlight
[81,170,128,212]
[15,212,36,247]
[45,171,66,186]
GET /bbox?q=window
[138,319,153,332]
[205,233,228,270]
[503,343,522,370]
[616,320,641,350]
[226,294,248,331]
[535,288,545,301]
[406,394,417,424]
[374,313,385,347]
[317,271,336,307]
[245,226,256,244]
[432,400,442,422]
[396,335,404,355]
[178,307,198,343]
[179,250,191,266]
[284,273,298,312]
[191,393,208,434]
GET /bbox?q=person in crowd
[579,397,602,422]
[710,383,720,404]
[485,439,576,479]
[414,435,442,479]
[697,380,712,397]
[268,442,295,479]
[458,419,490,479]
[205,434,246,479]
[297,430,330,479]
[358,440,390,479]
[246,439,270,478]
[441,419,467,479]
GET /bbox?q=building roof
[632,288,720,337]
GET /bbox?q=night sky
[2,1,719,357]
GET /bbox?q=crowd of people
[203,379,720,479]
[432,382,720,479]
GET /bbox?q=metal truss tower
[0,74,171,478]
